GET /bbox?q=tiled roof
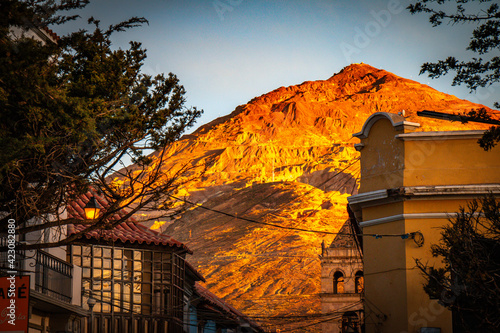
[41,26,60,42]
[186,260,206,282]
[329,219,358,249]
[67,191,191,254]
[195,283,263,332]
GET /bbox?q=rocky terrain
[134,63,496,331]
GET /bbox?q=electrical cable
[262,301,364,332]
[165,156,411,240]
[100,152,410,330]
[159,154,362,264]
[169,193,417,239]
[255,159,360,255]
[82,290,252,328]
[250,301,363,321]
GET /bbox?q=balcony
[34,249,73,303]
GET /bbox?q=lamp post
[87,291,96,333]
[84,196,101,220]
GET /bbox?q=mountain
[137,63,496,331]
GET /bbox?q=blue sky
[52,0,498,130]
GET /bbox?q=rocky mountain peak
[135,64,497,331]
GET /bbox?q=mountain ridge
[136,63,496,331]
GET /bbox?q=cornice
[348,189,388,205]
[395,130,485,141]
[359,212,452,228]
[349,184,500,207]
[349,184,500,227]
[401,184,500,196]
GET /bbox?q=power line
[160,156,360,256]
[257,158,360,255]
[251,301,363,321]
[82,291,257,329]
[259,302,364,332]
[169,193,420,240]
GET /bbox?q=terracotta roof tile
[41,26,60,41]
[186,261,206,282]
[67,191,191,254]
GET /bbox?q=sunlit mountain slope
[135,63,496,331]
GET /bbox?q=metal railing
[35,250,73,303]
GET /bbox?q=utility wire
[82,291,254,328]
[256,158,360,254]
[262,302,364,332]
[169,193,419,239]
[167,157,412,239]
[251,301,363,321]
[164,156,361,255]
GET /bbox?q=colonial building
[348,112,500,333]
[0,242,86,333]
[320,212,364,333]
[67,192,263,333]
[3,20,261,333]
[1,191,262,333]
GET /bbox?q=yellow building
[347,112,500,333]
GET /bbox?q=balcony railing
[35,250,73,303]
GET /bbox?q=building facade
[67,192,262,333]
[0,242,86,333]
[3,21,261,333]
[320,215,364,333]
[1,191,262,333]
[348,112,500,333]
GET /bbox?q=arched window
[355,271,364,293]
[341,311,360,333]
[333,271,344,294]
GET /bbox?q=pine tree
[0,0,202,249]
[408,0,500,150]
[416,195,500,332]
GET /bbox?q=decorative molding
[349,184,500,207]
[395,130,484,141]
[353,112,420,139]
[402,184,500,196]
[350,185,500,227]
[348,189,388,205]
[359,213,452,228]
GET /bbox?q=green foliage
[408,0,500,149]
[454,108,500,150]
[479,126,500,151]
[416,195,500,332]
[0,0,202,246]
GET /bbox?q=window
[72,245,186,332]
[72,244,185,326]
[355,271,364,293]
[333,271,344,294]
[341,311,360,333]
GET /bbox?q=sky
[52,0,498,131]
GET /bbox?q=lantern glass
[85,207,99,220]
[84,197,101,220]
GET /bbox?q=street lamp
[87,291,97,333]
[84,196,101,220]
